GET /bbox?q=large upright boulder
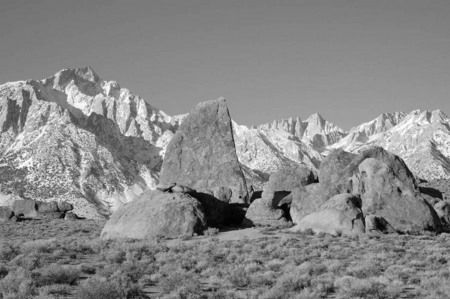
[101,190,207,240]
[159,98,248,204]
[349,148,440,232]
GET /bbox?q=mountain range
[0,66,449,218]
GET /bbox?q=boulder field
[102,98,444,240]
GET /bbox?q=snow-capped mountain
[332,112,406,148]
[233,121,322,188]
[0,67,179,218]
[329,109,450,181]
[258,113,347,151]
[1,66,450,218]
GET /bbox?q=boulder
[318,149,356,188]
[171,184,194,194]
[434,200,450,224]
[36,201,59,213]
[290,150,357,224]
[159,98,248,204]
[365,215,396,234]
[192,191,229,227]
[350,149,440,232]
[64,212,80,220]
[40,212,65,219]
[291,147,441,232]
[244,165,315,228]
[243,198,291,227]
[156,182,176,192]
[11,199,67,219]
[101,190,207,240]
[215,187,233,203]
[290,183,324,224]
[57,201,74,212]
[291,193,365,236]
[243,190,292,227]
[0,206,14,222]
[11,199,39,218]
[266,165,316,193]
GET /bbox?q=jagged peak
[304,113,326,127]
[403,108,449,124]
[45,66,101,87]
[74,66,100,82]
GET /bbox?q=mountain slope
[0,67,178,218]
[233,122,322,188]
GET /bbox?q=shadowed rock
[434,200,450,224]
[159,98,248,204]
[365,215,396,234]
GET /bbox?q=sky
[0,0,449,130]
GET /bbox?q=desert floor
[1,219,450,298]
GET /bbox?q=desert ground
[2,219,450,299]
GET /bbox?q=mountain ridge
[0,66,449,218]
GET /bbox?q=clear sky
[1,0,449,129]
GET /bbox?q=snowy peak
[402,109,449,125]
[330,109,450,181]
[333,111,407,147]
[303,112,345,139]
[258,112,346,148]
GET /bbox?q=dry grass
[1,219,450,298]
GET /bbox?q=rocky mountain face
[233,122,322,188]
[330,109,450,181]
[0,67,179,218]
[258,113,347,152]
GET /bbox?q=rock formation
[101,190,207,240]
[291,193,365,236]
[243,165,315,227]
[0,206,14,222]
[159,98,248,204]
[10,199,74,219]
[291,147,441,232]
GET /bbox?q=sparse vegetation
[2,219,450,298]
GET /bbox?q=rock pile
[8,199,75,220]
[290,147,441,234]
